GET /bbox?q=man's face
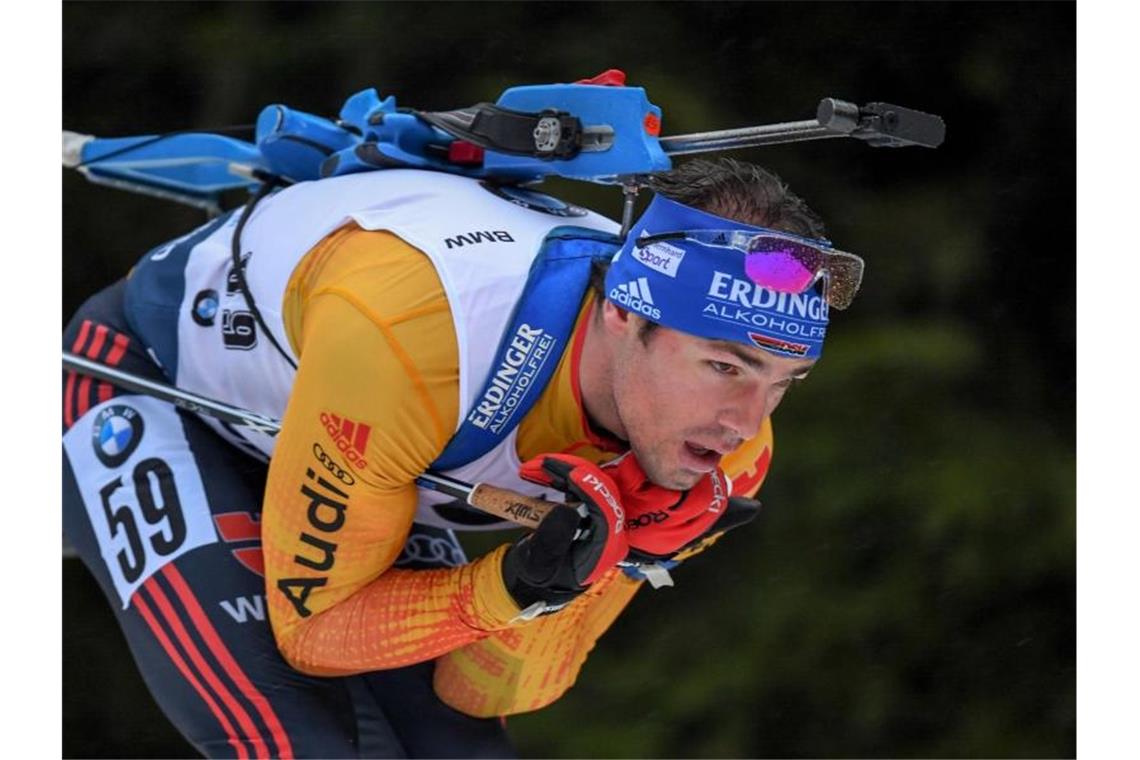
[604,305,816,489]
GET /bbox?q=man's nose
[717,385,769,442]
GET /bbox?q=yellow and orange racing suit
[262,224,774,717]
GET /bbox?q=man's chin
[642,460,704,490]
[667,470,705,490]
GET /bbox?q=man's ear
[600,299,635,337]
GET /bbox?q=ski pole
[63,352,554,529]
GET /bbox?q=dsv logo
[626,511,668,530]
[312,443,355,486]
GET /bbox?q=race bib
[63,395,218,607]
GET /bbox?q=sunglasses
[635,229,864,310]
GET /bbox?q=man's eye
[709,361,739,376]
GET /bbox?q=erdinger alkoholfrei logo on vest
[91,404,145,467]
[468,323,556,433]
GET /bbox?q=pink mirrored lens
[743,247,817,292]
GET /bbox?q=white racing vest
[127,170,619,530]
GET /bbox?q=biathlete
[62,157,862,757]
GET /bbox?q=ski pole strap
[430,228,621,471]
[418,104,583,160]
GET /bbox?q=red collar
[569,306,626,454]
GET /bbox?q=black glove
[500,454,630,617]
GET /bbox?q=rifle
[63,69,945,233]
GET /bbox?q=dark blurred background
[63,2,1074,757]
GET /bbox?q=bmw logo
[91,405,145,468]
[192,289,219,326]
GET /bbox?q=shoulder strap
[430,227,620,471]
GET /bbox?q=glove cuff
[501,539,584,612]
[467,544,531,628]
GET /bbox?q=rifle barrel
[659,119,844,156]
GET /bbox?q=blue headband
[604,195,830,359]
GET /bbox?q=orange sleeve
[432,568,643,716]
[263,225,522,676]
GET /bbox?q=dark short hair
[590,157,827,330]
[644,157,826,238]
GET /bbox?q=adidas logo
[617,277,655,304]
[609,277,662,321]
[318,411,371,470]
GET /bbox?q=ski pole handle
[466,484,553,527]
[411,469,556,527]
